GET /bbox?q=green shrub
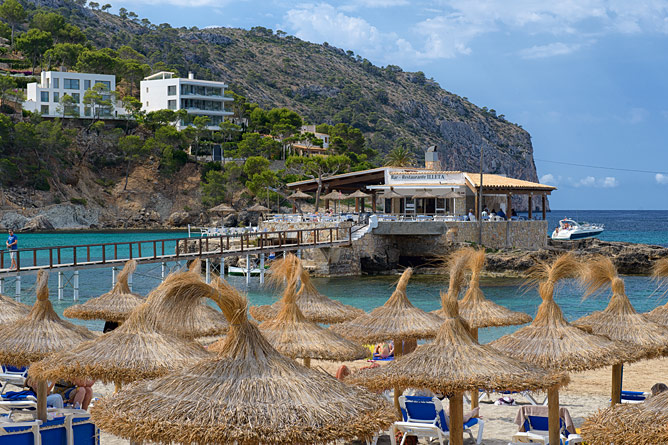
[70,197,87,206]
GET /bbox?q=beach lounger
[618,390,650,404]
[466,389,547,406]
[509,405,582,445]
[0,410,98,445]
[391,395,484,445]
[0,366,28,394]
[0,391,37,421]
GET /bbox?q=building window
[84,80,91,90]
[40,91,49,102]
[53,92,59,103]
[53,77,59,88]
[64,78,80,89]
[40,105,49,114]
[168,99,176,110]
[72,93,80,103]
[95,80,111,90]
[84,107,91,117]
[168,85,176,95]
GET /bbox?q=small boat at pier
[551,218,604,241]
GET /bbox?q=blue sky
[111,0,668,210]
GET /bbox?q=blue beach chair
[0,410,99,445]
[0,366,28,394]
[510,406,582,444]
[390,395,484,445]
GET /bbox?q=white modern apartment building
[23,71,125,118]
[140,71,233,130]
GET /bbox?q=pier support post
[161,262,167,281]
[15,275,20,300]
[128,272,133,292]
[58,272,64,300]
[221,257,225,276]
[259,254,265,285]
[73,271,79,301]
[0,277,3,294]
[297,249,302,259]
[205,258,211,284]
[246,254,251,285]
[112,266,118,286]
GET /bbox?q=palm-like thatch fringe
[237,255,367,361]
[150,258,228,338]
[250,257,363,324]
[572,256,668,361]
[490,253,632,372]
[0,271,96,367]
[63,260,143,322]
[91,276,395,445]
[581,391,668,444]
[431,249,470,318]
[0,293,30,325]
[30,272,213,384]
[330,268,443,344]
[347,284,569,395]
[644,258,668,325]
[458,248,532,328]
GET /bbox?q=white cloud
[540,173,559,185]
[519,42,582,59]
[573,175,618,188]
[283,3,416,61]
[340,0,409,11]
[657,173,668,184]
[627,107,648,124]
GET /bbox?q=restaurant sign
[389,173,459,182]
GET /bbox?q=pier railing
[0,226,351,274]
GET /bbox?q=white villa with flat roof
[140,71,233,130]
[23,71,125,118]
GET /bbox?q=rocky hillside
[36,0,538,181]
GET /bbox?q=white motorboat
[227,265,270,276]
[551,218,604,241]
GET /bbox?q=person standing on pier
[6,229,17,270]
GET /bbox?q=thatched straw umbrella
[287,190,311,200]
[244,257,367,367]
[435,248,532,336]
[30,271,213,393]
[644,257,668,325]
[248,203,270,212]
[249,255,363,324]
[64,260,143,323]
[490,253,633,443]
[0,271,96,421]
[209,203,236,214]
[581,390,668,443]
[572,256,668,405]
[90,278,395,445]
[347,283,569,445]
[0,293,29,325]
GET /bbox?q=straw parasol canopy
[382,188,403,199]
[30,272,213,386]
[0,270,96,367]
[320,189,347,201]
[347,284,569,445]
[581,390,668,443]
[348,189,370,199]
[209,203,236,214]
[250,256,364,324]
[63,260,143,323]
[247,203,271,212]
[287,190,311,200]
[90,277,395,445]
[330,268,443,344]
[490,254,632,373]
[572,256,668,360]
[412,189,436,199]
[228,255,367,365]
[445,190,461,199]
[644,257,668,325]
[0,293,30,325]
[436,248,532,331]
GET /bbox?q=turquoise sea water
[2,210,667,343]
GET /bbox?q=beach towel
[514,405,576,435]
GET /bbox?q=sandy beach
[91,356,668,444]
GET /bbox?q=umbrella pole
[449,391,464,445]
[611,363,623,406]
[548,385,560,445]
[303,357,311,368]
[469,327,479,410]
[36,379,47,422]
[393,340,404,418]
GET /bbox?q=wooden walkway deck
[0,226,351,278]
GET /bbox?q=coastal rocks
[40,204,100,229]
[0,212,29,231]
[167,211,191,227]
[22,215,54,232]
